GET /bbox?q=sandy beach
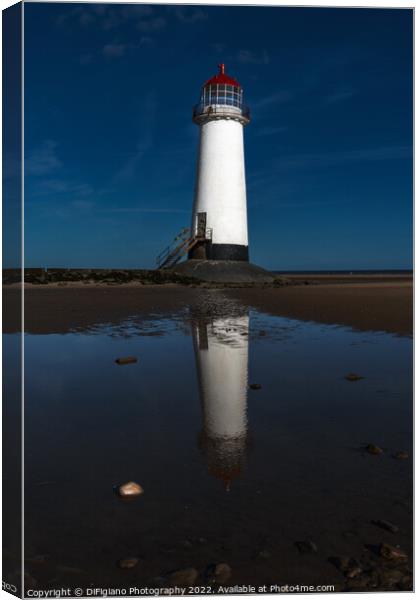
[4,274,413,336]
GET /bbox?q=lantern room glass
[201,84,243,109]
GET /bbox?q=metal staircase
[156,227,212,270]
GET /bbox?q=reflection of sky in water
[4,311,412,589]
[15,312,412,485]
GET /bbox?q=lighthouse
[192,309,249,490]
[190,64,250,262]
[158,64,274,282]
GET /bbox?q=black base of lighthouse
[189,242,249,262]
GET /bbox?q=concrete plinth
[172,260,275,283]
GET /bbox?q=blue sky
[22,4,413,270]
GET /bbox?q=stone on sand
[366,444,383,455]
[169,568,199,587]
[118,558,139,569]
[118,481,144,497]
[380,543,408,561]
[115,356,138,365]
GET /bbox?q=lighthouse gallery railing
[192,103,250,121]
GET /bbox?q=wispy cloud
[103,42,126,58]
[136,16,166,33]
[26,140,62,176]
[102,37,154,59]
[324,87,357,105]
[211,42,226,53]
[31,179,93,197]
[114,140,152,181]
[26,140,98,204]
[36,178,93,196]
[102,207,189,214]
[56,4,155,31]
[175,7,208,24]
[114,92,157,182]
[255,125,288,137]
[252,91,294,110]
[277,146,412,170]
[235,49,269,65]
[79,53,94,65]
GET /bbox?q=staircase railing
[156,227,213,270]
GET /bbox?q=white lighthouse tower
[189,64,250,262]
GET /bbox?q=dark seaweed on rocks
[19,268,201,286]
[7,268,296,288]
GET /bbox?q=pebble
[394,451,409,460]
[330,556,361,577]
[345,373,364,382]
[115,357,138,365]
[249,383,262,390]
[295,540,317,554]
[347,566,363,579]
[380,543,408,562]
[169,568,199,587]
[206,563,232,584]
[366,444,383,455]
[117,481,144,497]
[118,558,139,569]
[372,519,399,534]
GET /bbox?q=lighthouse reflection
[192,310,249,491]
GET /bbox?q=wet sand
[3,276,413,336]
[230,280,413,337]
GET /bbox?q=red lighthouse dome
[203,63,241,89]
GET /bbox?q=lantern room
[193,64,250,125]
[201,63,243,108]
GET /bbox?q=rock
[394,451,409,460]
[214,563,232,583]
[330,556,362,577]
[118,558,139,569]
[295,540,317,554]
[345,373,364,382]
[372,519,399,533]
[115,356,138,365]
[169,568,199,587]
[347,566,363,579]
[117,481,144,497]
[206,563,232,584]
[249,383,262,390]
[380,543,408,562]
[379,568,406,588]
[366,444,383,455]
